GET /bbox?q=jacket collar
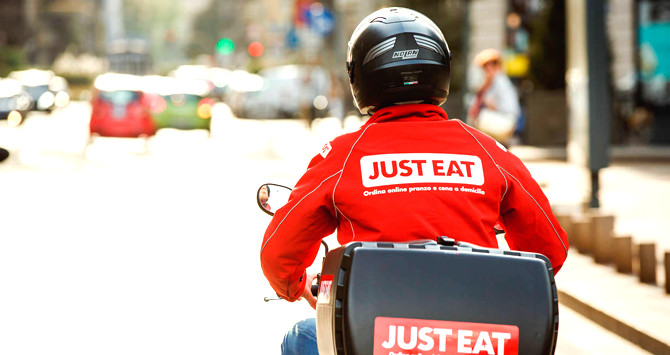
[364,104,449,125]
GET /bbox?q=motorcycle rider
[260,7,569,354]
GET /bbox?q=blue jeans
[281,318,318,355]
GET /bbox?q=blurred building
[2,0,668,146]
[0,0,102,70]
[467,0,670,146]
[634,0,670,144]
[0,1,31,48]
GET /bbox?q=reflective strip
[333,123,377,239]
[363,37,397,65]
[498,166,569,258]
[414,35,445,57]
[454,120,509,200]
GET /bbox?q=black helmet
[347,7,451,115]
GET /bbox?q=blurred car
[224,70,265,117]
[208,67,232,101]
[8,69,70,112]
[49,75,71,109]
[142,75,213,131]
[89,73,156,138]
[169,64,234,102]
[0,146,8,163]
[0,78,32,126]
[228,65,333,120]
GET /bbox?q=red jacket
[261,104,569,301]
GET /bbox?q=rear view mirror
[257,183,292,216]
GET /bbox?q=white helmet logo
[392,49,419,60]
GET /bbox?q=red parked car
[89,73,156,138]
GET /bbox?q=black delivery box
[315,241,558,355]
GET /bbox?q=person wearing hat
[468,48,521,145]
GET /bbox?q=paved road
[0,102,653,354]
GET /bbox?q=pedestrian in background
[467,48,522,146]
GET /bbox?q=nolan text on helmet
[392,49,420,60]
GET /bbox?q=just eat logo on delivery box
[360,153,484,188]
[373,317,519,355]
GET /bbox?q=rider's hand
[301,273,318,309]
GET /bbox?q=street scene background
[0,103,664,354]
[2,0,670,354]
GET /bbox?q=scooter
[257,183,559,355]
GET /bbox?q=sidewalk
[510,144,670,162]
[556,253,670,354]
[512,145,670,354]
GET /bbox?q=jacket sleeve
[496,152,569,274]
[260,152,340,301]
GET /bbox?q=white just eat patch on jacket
[360,153,485,188]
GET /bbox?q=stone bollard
[591,213,615,264]
[555,214,574,248]
[665,252,670,295]
[638,243,657,285]
[571,214,591,254]
[612,236,633,274]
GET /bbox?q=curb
[558,289,670,355]
[558,290,670,355]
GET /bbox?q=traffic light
[216,38,235,55]
[248,41,264,57]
